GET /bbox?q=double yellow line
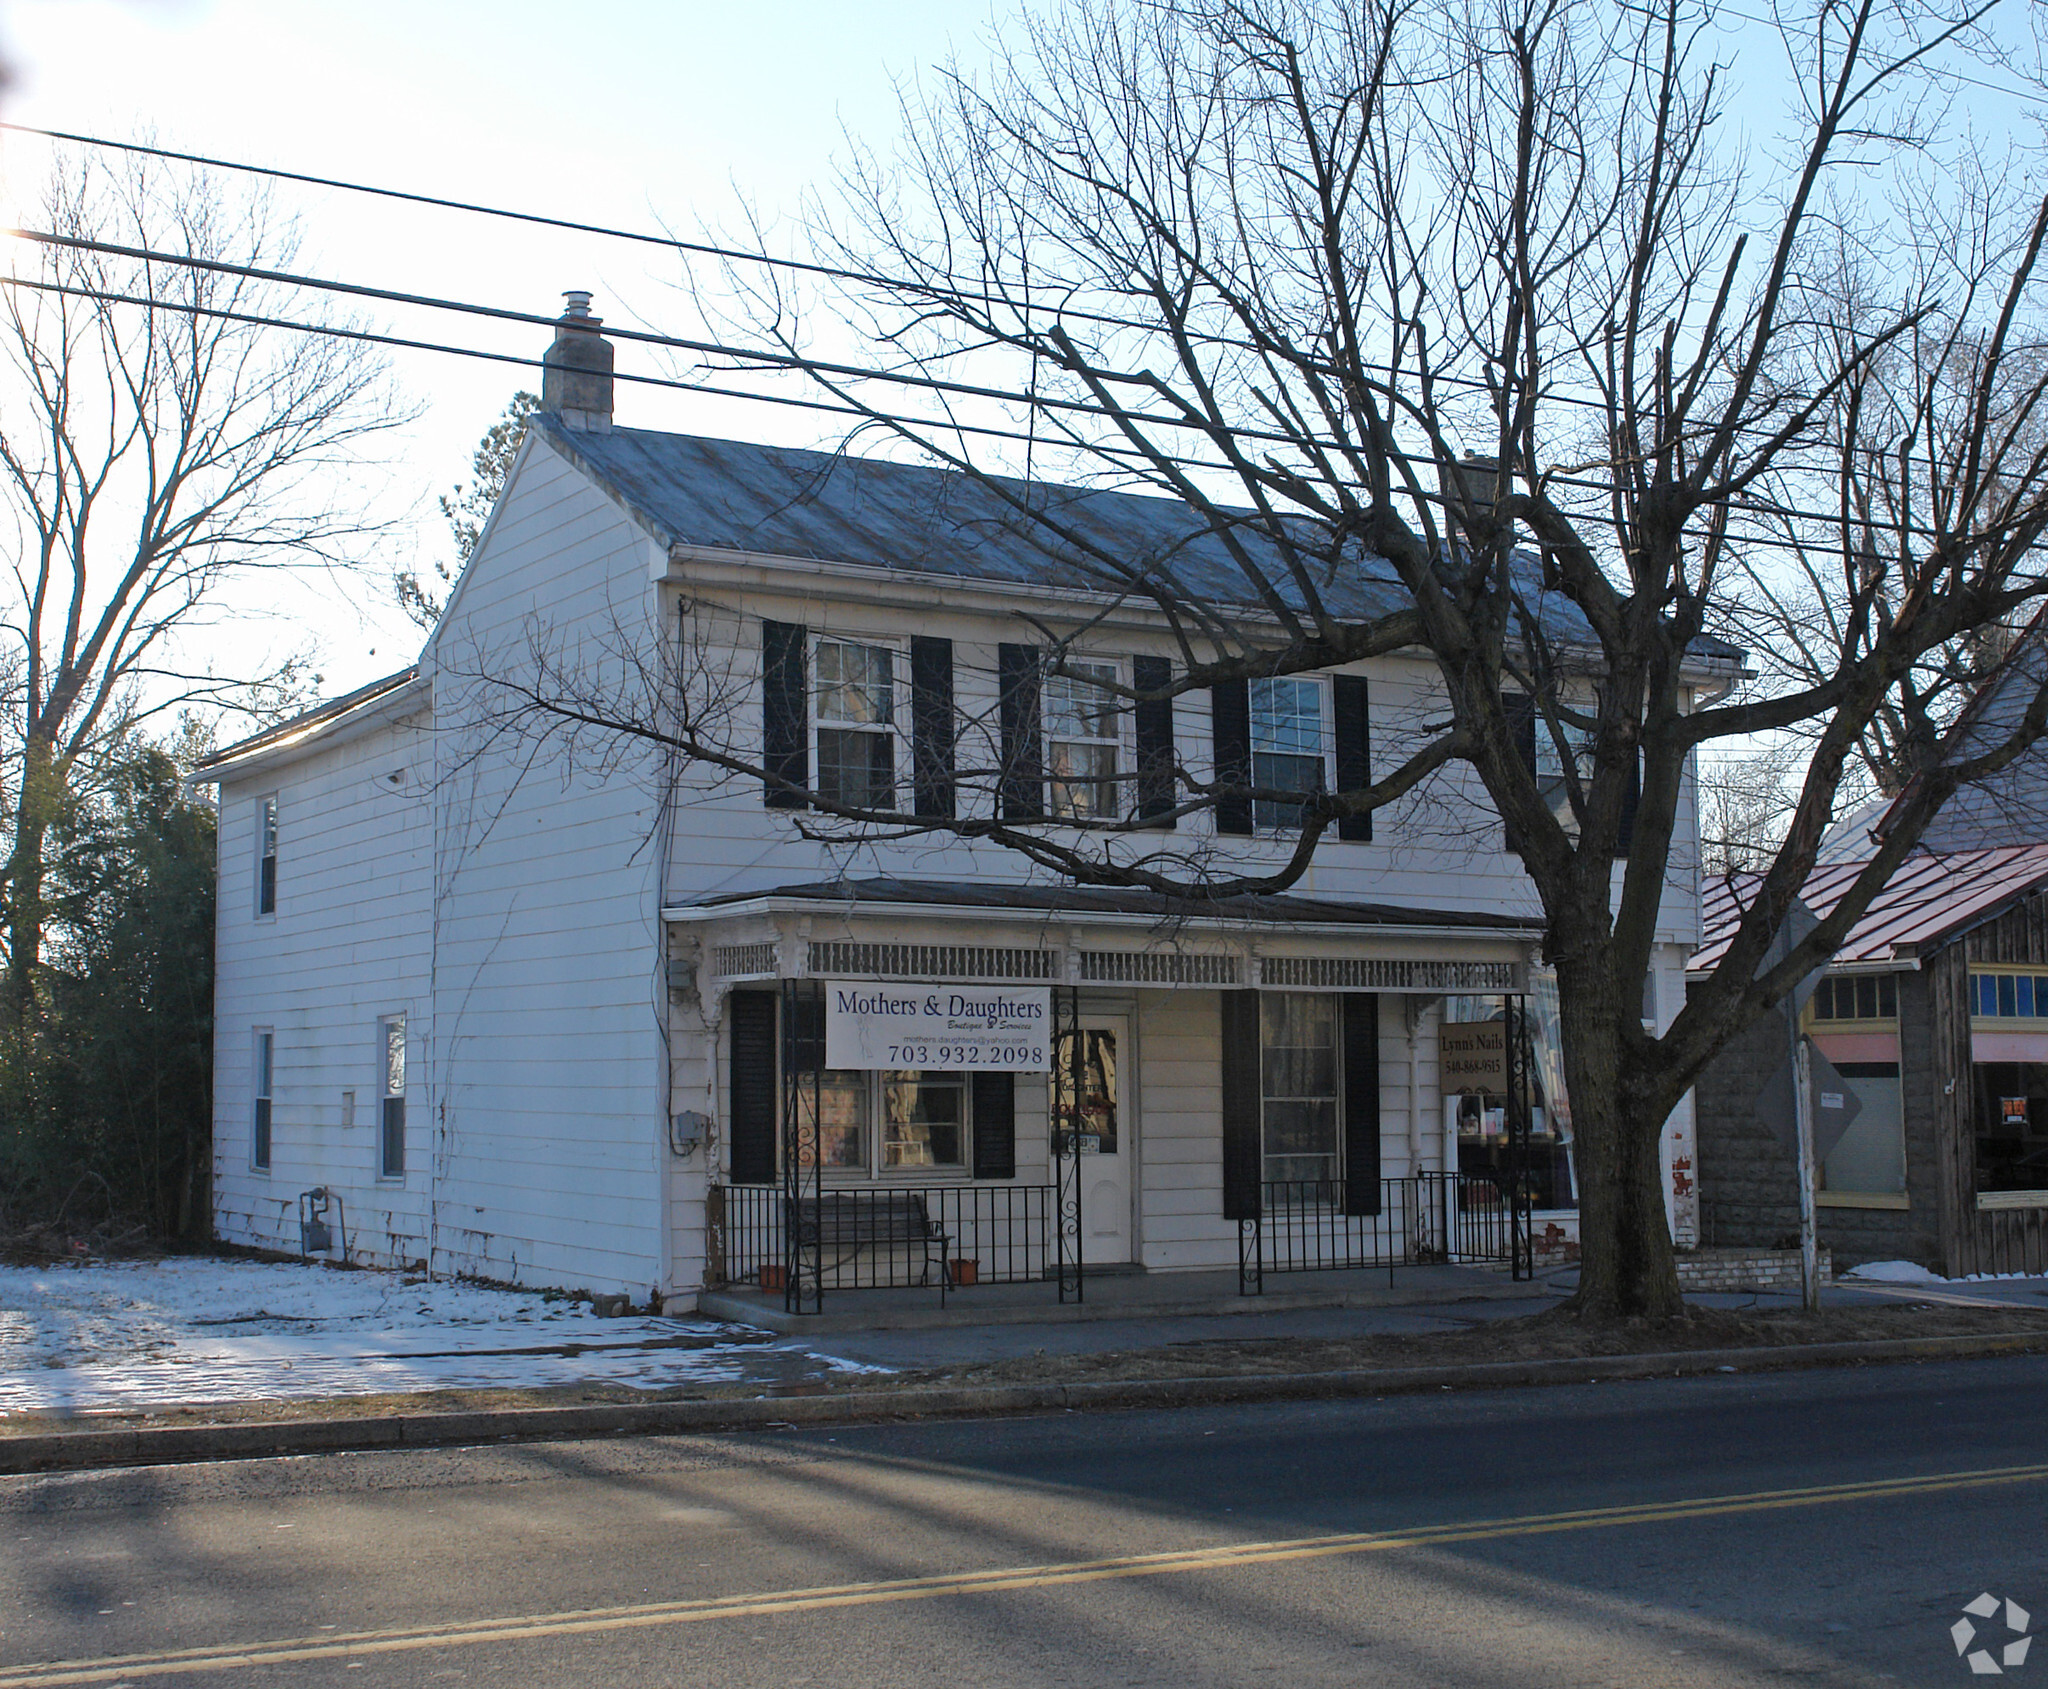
[6,1460,2045,1686]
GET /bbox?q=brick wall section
[1674,1246,1831,1292]
[1689,976,1942,1269]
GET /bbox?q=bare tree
[397,391,539,632]
[484,0,2048,1316]
[1697,742,1813,873]
[0,154,407,1032]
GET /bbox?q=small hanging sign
[824,982,1052,1071]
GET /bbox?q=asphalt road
[5,1357,2047,1688]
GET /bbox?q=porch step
[696,1265,1554,1334]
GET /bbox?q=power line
[6,225,1930,538]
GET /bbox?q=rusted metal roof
[1690,844,2048,975]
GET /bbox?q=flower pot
[758,1264,787,1291]
[949,1258,980,1287]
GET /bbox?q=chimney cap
[561,289,596,320]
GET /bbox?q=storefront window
[1823,1062,1905,1194]
[1974,1063,2048,1193]
[883,1073,965,1168]
[1261,992,1340,1184]
[796,1069,870,1169]
[1446,986,1577,1211]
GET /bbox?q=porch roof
[667,875,1544,936]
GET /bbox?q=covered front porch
[667,877,1552,1317]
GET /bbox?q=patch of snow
[1843,1260,1942,1283]
[0,1258,887,1414]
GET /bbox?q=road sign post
[1794,1034,1820,1313]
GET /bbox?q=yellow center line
[6,1460,2045,1687]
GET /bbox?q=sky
[0,0,2040,717]
[0,0,1028,698]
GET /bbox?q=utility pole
[1793,1032,1820,1313]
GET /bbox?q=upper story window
[814,639,897,810]
[1251,678,1326,831]
[256,796,278,916]
[1045,661,1121,821]
[1972,971,2048,1021]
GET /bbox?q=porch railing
[707,1182,1059,1295]
[1236,1172,1516,1294]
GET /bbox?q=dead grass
[6,1300,2047,1440]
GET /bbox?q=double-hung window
[252,1030,274,1171]
[814,640,897,810]
[1250,679,1326,831]
[1045,661,1120,821]
[380,1015,407,1178]
[795,1070,968,1174]
[1260,993,1340,1184]
[256,796,278,916]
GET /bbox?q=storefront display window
[1445,983,1578,1211]
[883,1072,966,1168]
[796,1069,870,1169]
[1973,1062,2048,1193]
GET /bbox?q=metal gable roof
[1691,843,2048,974]
[535,417,1746,662]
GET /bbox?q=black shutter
[1212,678,1253,836]
[972,1072,1017,1179]
[1332,673,1372,843]
[785,982,824,1075]
[728,990,778,1184]
[998,643,1044,821]
[1342,994,1383,1216]
[1132,654,1176,829]
[761,621,808,809]
[1221,989,1262,1219]
[911,635,956,820]
[1615,746,1640,856]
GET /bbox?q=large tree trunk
[1554,958,1684,1318]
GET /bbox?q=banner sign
[1440,1021,1509,1094]
[824,982,1052,1072]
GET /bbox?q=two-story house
[196,295,1724,1310]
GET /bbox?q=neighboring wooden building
[197,294,1728,1306]
[1690,848,2048,1276]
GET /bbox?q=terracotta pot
[949,1259,980,1287]
[758,1265,788,1291]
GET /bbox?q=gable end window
[256,796,278,916]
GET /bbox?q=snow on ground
[1843,1260,1943,1284]
[0,1257,884,1415]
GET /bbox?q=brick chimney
[541,290,613,431]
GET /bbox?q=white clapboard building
[198,295,1726,1308]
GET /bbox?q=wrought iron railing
[708,1182,1060,1296]
[1236,1172,1516,1294]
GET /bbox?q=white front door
[1055,1016,1132,1265]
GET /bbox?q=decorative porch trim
[1078,950,1240,985]
[806,941,1058,982]
[713,942,778,979]
[1260,956,1520,992]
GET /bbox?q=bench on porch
[787,1191,952,1300]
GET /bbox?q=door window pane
[1261,993,1338,1184]
[1052,1030,1118,1154]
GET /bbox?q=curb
[5,1329,2046,1476]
